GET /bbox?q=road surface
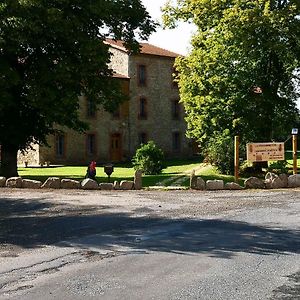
[0,188,299,299]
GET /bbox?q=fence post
[234,136,239,182]
[293,134,297,175]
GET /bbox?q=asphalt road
[0,188,299,299]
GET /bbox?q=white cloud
[141,0,195,55]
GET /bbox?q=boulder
[206,180,224,190]
[288,174,300,188]
[196,177,206,190]
[61,179,80,189]
[190,170,197,189]
[134,170,143,190]
[225,182,243,190]
[244,177,265,189]
[81,178,99,190]
[41,177,61,189]
[270,177,286,189]
[113,181,120,190]
[265,172,278,181]
[0,177,6,187]
[6,177,23,188]
[22,179,42,189]
[278,174,288,188]
[99,183,114,190]
[120,180,134,190]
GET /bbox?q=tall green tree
[163,0,300,171]
[0,0,156,177]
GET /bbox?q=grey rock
[0,177,6,187]
[196,177,206,190]
[244,177,265,189]
[113,181,120,190]
[225,182,243,190]
[288,174,300,188]
[120,180,134,190]
[6,177,23,188]
[81,178,99,190]
[278,174,288,188]
[134,170,143,190]
[190,170,197,189]
[271,177,286,189]
[265,172,278,181]
[22,179,42,189]
[41,177,61,189]
[99,183,114,190]
[61,179,80,189]
[264,178,273,189]
[206,180,224,190]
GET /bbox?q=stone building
[18,40,194,166]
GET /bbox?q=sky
[141,0,195,55]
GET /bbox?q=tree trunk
[0,143,18,178]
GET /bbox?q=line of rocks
[190,170,300,190]
[0,170,143,191]
[190,175,243,191]
[244,172,300,189]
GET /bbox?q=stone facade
[18,40,193,166]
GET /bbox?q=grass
[18,158,204,187]
[21,153,300,188]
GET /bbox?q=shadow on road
[0,196,299,259]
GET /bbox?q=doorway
[110,133,122,162]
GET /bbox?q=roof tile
[105,39,180,58]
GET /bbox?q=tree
[163,0,300,172]
[0,0,156,177]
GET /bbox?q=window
[138,132,147,145]
[87,98,96,118]
[172,99,180,120]
[172,132,181,152]
[87,134,96,155]
[138,64,146,86]
[138,97,147,119]
[55,134,65,157]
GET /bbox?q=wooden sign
[247,142,285,162]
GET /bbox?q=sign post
[234,136,239,182]
[292,128,298,175]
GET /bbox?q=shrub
[204,130,234,175]
[267,160,289,174]
[132,141,164,175]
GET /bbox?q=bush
[132,141,164,175]
[204,130,234,175]
[267,160,288,174]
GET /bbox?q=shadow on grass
[0,196,299,259]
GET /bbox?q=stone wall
[39,80,131,165]
[128,54,192,157]
[24,47,193,166]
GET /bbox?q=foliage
[0,0,156,177]
[163,0,300,159]
[204,130,234,175]
[267,160,289,174]
[132,141,164,175]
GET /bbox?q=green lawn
[21,154,300,188]
[18,158,204,187]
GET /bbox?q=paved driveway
[0,188,299,299]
